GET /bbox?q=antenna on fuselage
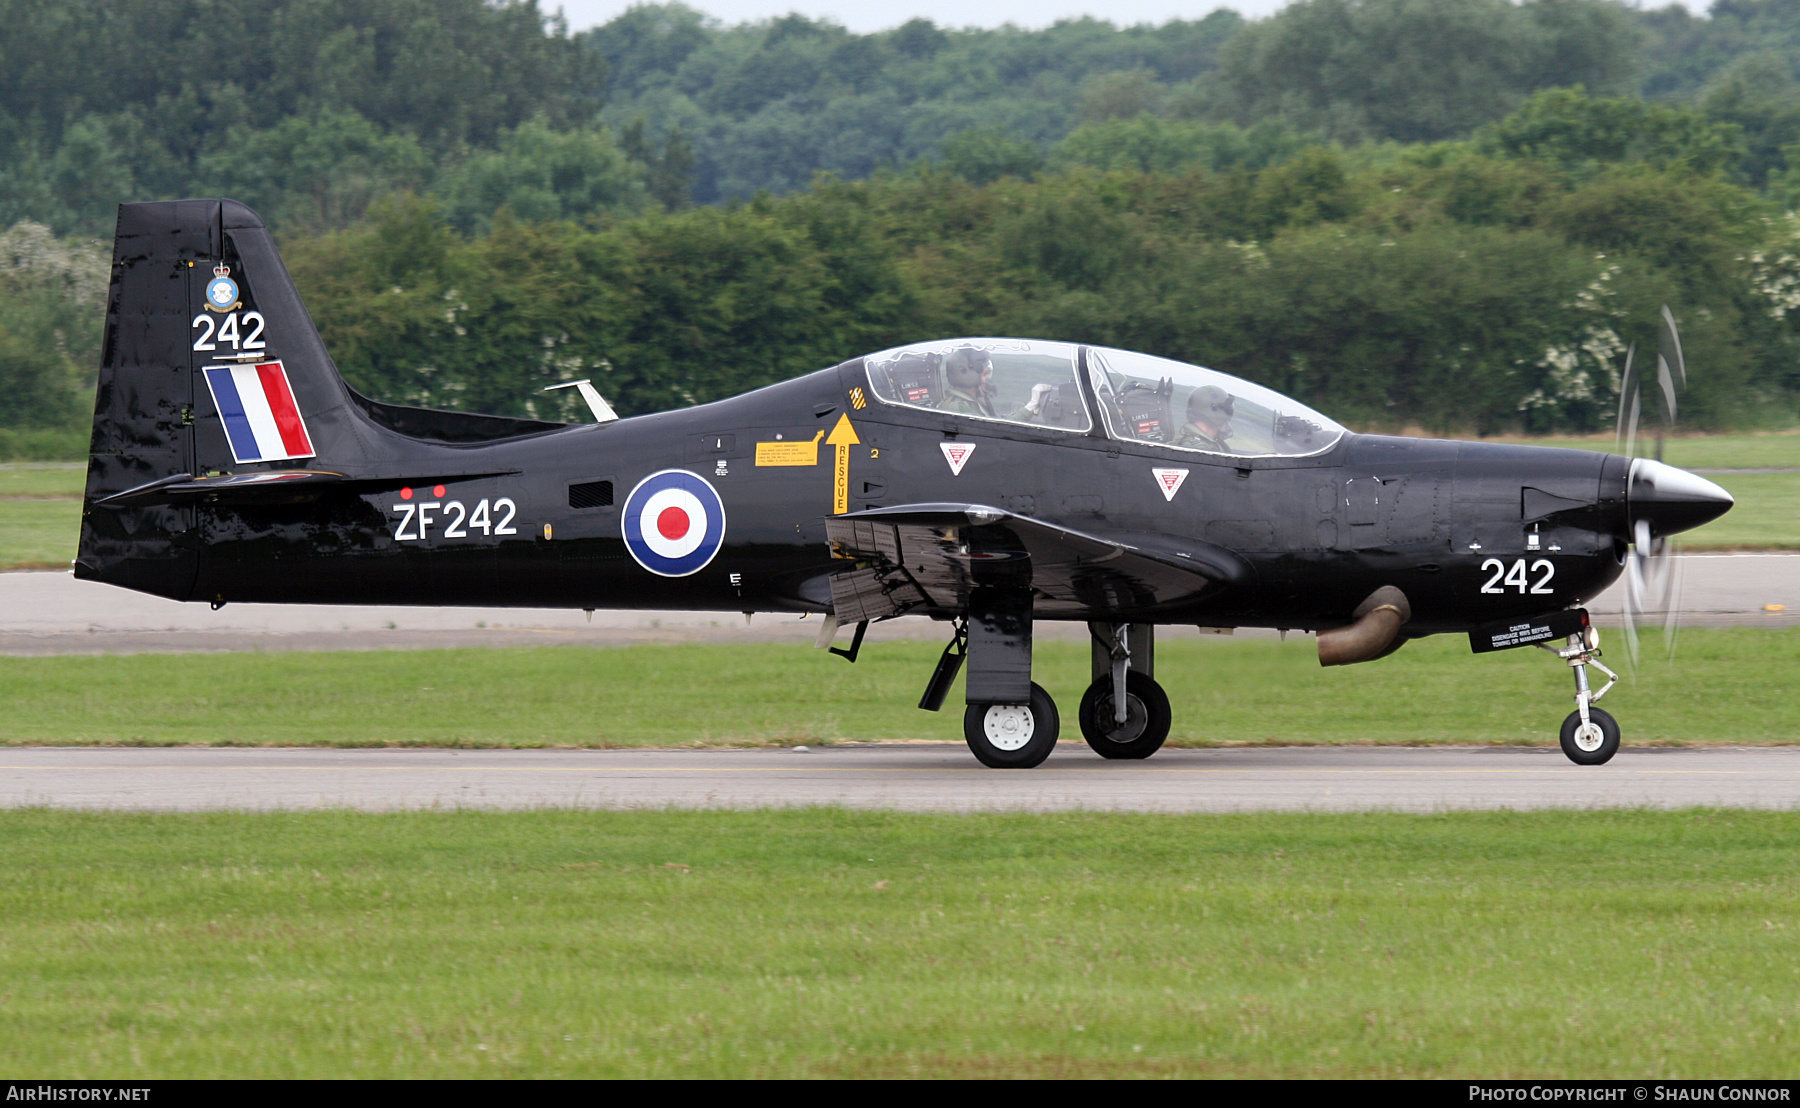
[544,380,619,424]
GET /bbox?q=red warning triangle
[940,441,976,476]
[1152,467,1189,501]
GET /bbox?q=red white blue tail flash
[622,469,727,576]
[202,361,315,464]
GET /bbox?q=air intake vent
[568,480,613,509]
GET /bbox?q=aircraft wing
[822,503,1251,623]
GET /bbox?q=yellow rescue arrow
[826,412,860,514]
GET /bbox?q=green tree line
[11,86,1800,449]
[277,88,1800,437]
[17,0,1800,236]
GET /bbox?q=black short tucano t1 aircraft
[77,199,1734,768]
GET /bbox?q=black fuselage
[88,361,1627,638]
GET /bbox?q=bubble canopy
[860,339,1346,458]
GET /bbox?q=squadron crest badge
[204,263,240,313]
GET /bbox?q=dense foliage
[13,1,1800,454]
[272,102,1800,435]
[0,222,107,456]
[13,0,1800,234]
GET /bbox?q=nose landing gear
[964,683,1060,768]
[1540,629,1620,765]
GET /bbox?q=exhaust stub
[1317,586,1412,667]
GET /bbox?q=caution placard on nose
[1469,608,1588,653]
[754,430,824,466]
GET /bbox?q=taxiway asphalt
[5,745,1798,813]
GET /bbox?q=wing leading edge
[822,503,1252,623]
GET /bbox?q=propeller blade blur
[1659,304,1686,391]
[1657,354,1678,429]
[1615,341,1637,456]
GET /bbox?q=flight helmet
[944,347,992,390]
[1187,384,1234,426]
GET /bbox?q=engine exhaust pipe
[1318,586,1411,667]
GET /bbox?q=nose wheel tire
[964,682,1060,768]
[1559,707,1620,766]
[1077,671,1172,760]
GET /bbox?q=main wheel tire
[1078,671,1172,760]
[1559,707,1621,766]
[964,682,1060,768]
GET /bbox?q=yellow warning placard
[754,429,824,466]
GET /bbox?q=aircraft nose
[1627,458,1733,538]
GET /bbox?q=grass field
[1,629,1792,748]
[1487,430,1800,470]
[1,806,1794,1077]
[0,463,83,569]
[0,498,81,569]
[0,463,84,497]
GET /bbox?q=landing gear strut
[1078,623,1171,759]
[1540,628,1621,765]
[955,585,1061,768]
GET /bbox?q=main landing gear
[1078,622,1171,760]
[1540,627,1621,765]
[917,609,1172,768]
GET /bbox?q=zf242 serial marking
[191,312,266,352]
[1479,557,1555,595]
[391,497,518,542]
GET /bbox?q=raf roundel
[622,469,727,577]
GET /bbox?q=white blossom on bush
[1519,259,1625,419]
[1743,213,1800,321]
[0,222,107,307]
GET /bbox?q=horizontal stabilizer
[97,469,519,507]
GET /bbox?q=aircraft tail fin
[77,200,381,595]
[85,198,380,484]
[78,198,568,598]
